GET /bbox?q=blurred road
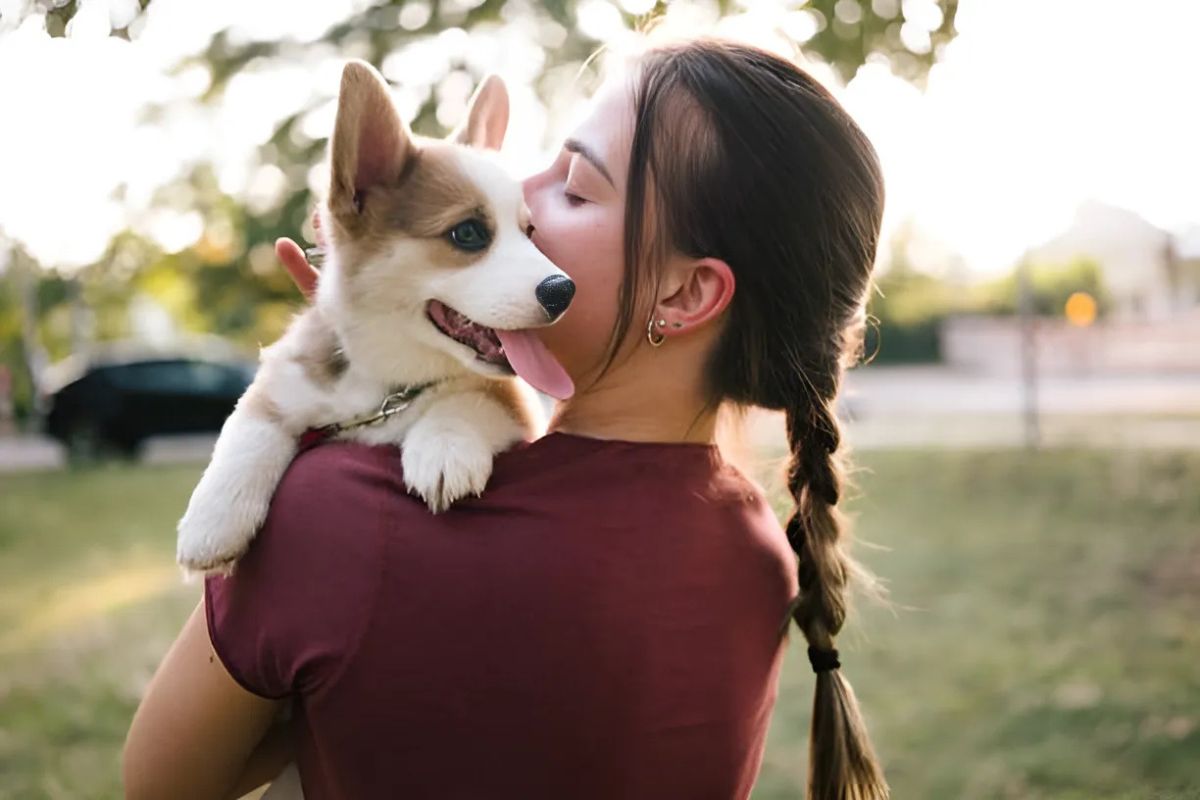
[3,367,1198,472]
[754,366,1200,452]
[842,366,1200,417]
[0,436,64,472]
[0,433,217,473]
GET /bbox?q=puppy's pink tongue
[496,329,574,400]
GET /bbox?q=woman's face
[522,77,634,383]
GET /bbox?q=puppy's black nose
[536,275,575,320]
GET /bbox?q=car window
[106,362,183,393]
[104,361,243,394]
[186,362,235,393]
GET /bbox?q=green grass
[755,449,1200,799]
[0,464,203,800]
[1,450,1198,799]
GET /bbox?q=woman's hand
[274,210,324,299]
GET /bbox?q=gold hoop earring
[647,316,666,347]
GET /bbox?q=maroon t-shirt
[205,432,798,799]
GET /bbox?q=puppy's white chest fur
[175,303,540,575]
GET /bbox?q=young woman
[124,37,887,800]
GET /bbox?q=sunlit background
[1,1,1198,798]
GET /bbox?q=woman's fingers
[312,209,327,248]
[275,238,319,299]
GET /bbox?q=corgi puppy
[176,60,575,575]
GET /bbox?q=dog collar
[318,381,439,436]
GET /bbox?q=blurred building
[941,201,1200,377]
[1028,201,1200,321]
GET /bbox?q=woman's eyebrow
[564,138,615,187]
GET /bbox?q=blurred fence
[941,312,1200,376]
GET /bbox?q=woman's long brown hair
[616,39,889,799]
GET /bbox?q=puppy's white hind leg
[176,393,297,577]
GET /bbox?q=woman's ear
[654,257,736,337]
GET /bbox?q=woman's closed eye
[563,169,589,205]
[563,155,600,207]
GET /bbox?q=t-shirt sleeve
[204,442,388,699]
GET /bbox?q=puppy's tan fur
[176,61,565,575]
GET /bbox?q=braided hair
[618,39,889,798]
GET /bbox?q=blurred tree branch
[0,0,958,423]
[25,0,957,83]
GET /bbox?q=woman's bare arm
[224,718,296,799]
[123,600,285,800]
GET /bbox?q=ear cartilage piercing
[657,319,666,327]
[671,322,683,329]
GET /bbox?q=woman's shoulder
[279,437,404,509]
[205,440,404,696]
[496,432,794,561]
[236,441,391,563]
[274,432,787,571]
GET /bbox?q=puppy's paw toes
[402,437,494,513]
[176,512,255,577]
[177,550,244,581]
[176,532,247,577]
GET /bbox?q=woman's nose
[522,165,551,206]
[522,190,541,229]
[521,174,538,208]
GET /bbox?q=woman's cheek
[537,259,621,378]
[534,218,624,378]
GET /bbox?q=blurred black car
[43,353,255,460]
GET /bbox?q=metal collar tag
[318,382,436,436]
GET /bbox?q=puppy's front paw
[402,425,495,513]
[177,508,253,578]
[176,484,266,578]
[176,543,244,578]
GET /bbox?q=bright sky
[0,0,1196,275]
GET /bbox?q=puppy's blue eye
[448,219,490,252]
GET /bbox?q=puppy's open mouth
[426,300,512,370]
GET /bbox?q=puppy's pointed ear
[451,75,509,151]
[329,60,412,224]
